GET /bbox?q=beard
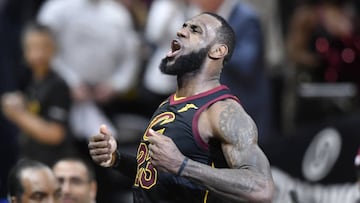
[159,46,210,76]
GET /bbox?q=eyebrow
[183,22,204,33]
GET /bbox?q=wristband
[177,157,189,176]
[111,150,121,167]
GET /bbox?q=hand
[147,129,185,174]
[93,83,116,103]
[71,84,91,102]
[1,92,26,120]
[88,124,117,167]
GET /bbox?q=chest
[147,103,207,159]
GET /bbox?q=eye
[30,192,46,201]
[190,25,198,33]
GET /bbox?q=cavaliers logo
[134,112,175,189]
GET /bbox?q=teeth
[171,40,181,52]
[167,40,181,58]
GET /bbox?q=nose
[47,197,57,203]
[176,27,188,38]
[62,181,71,194]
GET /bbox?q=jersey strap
[192,94,240,151]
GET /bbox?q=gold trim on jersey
[177,103,198,113]
[135,112,176,190]
[143,112,175,141]
[173,94,186,101]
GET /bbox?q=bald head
[8,159,61,203]
[200,12,235,64]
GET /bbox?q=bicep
[210,100,268,170]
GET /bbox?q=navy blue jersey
[133,85,239,203]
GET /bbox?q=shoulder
[231,2,260,20]
[47,72,70,93]
[229,3,262,32]
[37,0,77,25]
[39,0,74,14]
[102,0,133,25]
[206,99,258,143]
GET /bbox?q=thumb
[148,128,160,137]
[100,124,111,137]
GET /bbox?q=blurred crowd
[0,0,360,202]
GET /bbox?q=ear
[89,181,97,200]
[208,44,228,60]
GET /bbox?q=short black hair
[53,157,96,182]
[21,21,55,44]
[8,159,49,200]
[202,12,236,65]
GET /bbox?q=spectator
[287,0,360,125]
[240,0,285,71]
[188,0,274,143]
[37,0,141,138]
[142,0,189,108]
[52,158,97,203]
[0,0,48,199]
[1,23,77,166]
[8,159,61,203]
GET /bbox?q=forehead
[187,14,222,31]
[53,161,88,178]
[24,31,53,43]
[21,168,59,192]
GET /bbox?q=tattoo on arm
[180,100,274,202]
[218,101,257,148]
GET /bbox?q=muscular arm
[181,100,274,202]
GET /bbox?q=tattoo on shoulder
[218,101,257,145]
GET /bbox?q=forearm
[181,159,273,203]
[112,150,138,180]
[10,111,65,145]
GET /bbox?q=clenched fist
[88,124,117,167]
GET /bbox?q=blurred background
[0,0,360,202]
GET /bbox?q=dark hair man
[88,12,274,203]
[52,158,97,203]
[8,159,61,203]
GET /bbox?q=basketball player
[88,12,274,202]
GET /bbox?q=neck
[33,65,50,81]
[176,67,221,97]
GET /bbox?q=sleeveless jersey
[133,85,239,203]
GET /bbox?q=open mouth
[166,40,182,58]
